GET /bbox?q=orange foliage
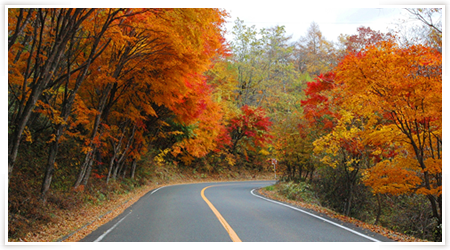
[336,40,442,201]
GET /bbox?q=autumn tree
[72,8,228,185]
[40,8,135,202]
[297,71,364,216]
[337,26,393,56]
[72,8,175,189]
[294,22,337,76]
[168,75,227,165]
[300,72,338,135]
[226,105,273,163]
[313,109,374,216]
[336,40,442,226]
[8,8,229,202]
[273,113,315,181]
[8,7,234,239]
[8,8,97,186]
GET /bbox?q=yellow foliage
[81,146,92,154]
[417,186,442,196]
[155,148,171,164]
[424,158,442,175]
[259,149,270,156]
[23,126,33,143]
[226,154,236,166]
[346,158,360,167]
[362,157,422,195]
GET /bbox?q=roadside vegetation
[8,8,441,242]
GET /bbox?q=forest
[8,8,441,242]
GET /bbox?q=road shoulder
[254,186,425,242]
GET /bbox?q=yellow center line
[201,185,242,242]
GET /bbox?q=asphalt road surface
[80,180,394,242]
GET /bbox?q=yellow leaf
[23,126,33,143]
[259,149,270,156]
[47,134,56,143]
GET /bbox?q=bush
[311,167,374,219]
[279,181,318,204]
[381,194,439,241]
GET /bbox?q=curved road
[80,181,393,242]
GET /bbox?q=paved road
[80,180,393,242]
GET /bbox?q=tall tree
[8,8,229,199]
[230,19,300,111]
[39,8,129,203]
[338,26,393,56]
[8,8,96,185]
[294,22,337,76]
[228,105,273,159]
[336,40,442,224]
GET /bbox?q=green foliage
[380,194,440,241]
[279,181,317,204]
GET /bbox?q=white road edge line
[250,188,382,242]
[94,211,132,242]
[150,186,165,195]
[93,186,166,242]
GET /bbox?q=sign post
[271,158,277,180]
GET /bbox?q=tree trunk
[286,163,292,181]
[39,19,115,202]
[74,149,95,189]
[113,127,136,181]
[39,128,62,204]
[121,161,129,179]
[374,193,382,225]
[344,167,358,217]
[345,182,354,217]
[81,157,94,186]
[74,83,114,189]
[112,159,121,181]
[8,9,95,186]
[131,159,137,180]
[106,156,116,184]
[75,24,139,187]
